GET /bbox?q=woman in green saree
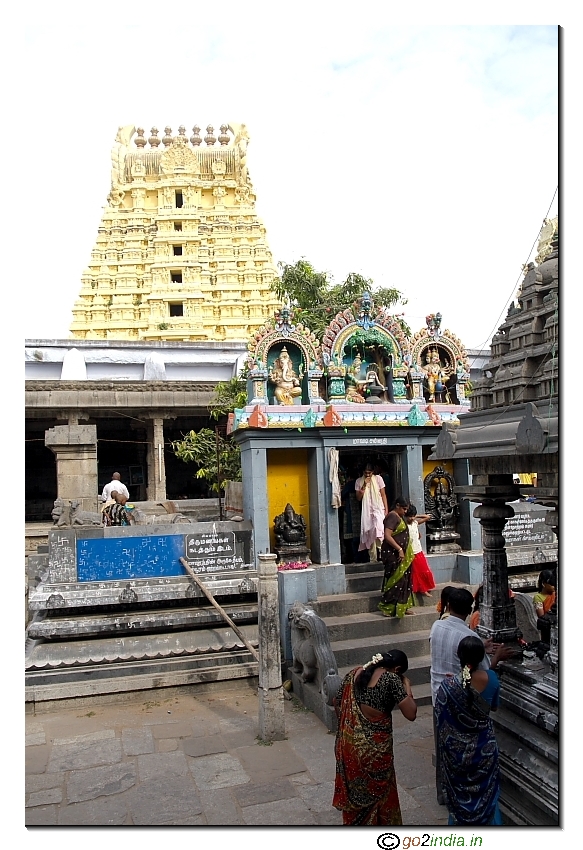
[378,497,415,617]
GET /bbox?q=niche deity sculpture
[269,347,303,405]
[274,503,307,547]
[422,349,451,403]
[423,467,461,553]
[345,353,368,403]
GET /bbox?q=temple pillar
[146,418,166,501]
[453,459,482,551]
[400,444,425,546]
[45,424,98,513]
[472,497,519,644]
[310,444,342,565]
[400,444,423,505]
[240,441,270,556]
[257,553,286,741]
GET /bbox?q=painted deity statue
[345,354,367,403]
[269,347,302,405]
[422,349,451,402]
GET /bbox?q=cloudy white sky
[16,6,559,352]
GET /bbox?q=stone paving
[25,682,448,828]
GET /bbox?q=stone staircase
[25,605,260,706]
[315,561,442,706]
[288,561,472,726]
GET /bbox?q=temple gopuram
[70,123,280,341]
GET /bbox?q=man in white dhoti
[355,463,389,562]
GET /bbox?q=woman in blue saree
[435,635,503,826]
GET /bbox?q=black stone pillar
[473,499,519,643]
[538,508,558,692]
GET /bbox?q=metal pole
[179,558,258,661]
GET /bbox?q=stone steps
[288,581,474,727]
[25,621,260,703]
[26,650,259,703]
[28,601,259,640]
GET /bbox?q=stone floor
[25,682,448,828]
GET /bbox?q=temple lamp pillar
[542,508,559,680]
[473,500,519,643]
[457,474,520,645]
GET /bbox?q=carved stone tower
[70,123,281,341]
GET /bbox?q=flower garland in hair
[363,653,383,670]
[461,664,472,688]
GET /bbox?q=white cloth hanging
[328,448,341,508]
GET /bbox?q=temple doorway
[337,448,403,564]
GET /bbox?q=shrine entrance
[336,448,403,564]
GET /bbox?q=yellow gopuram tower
[70,123,281,341]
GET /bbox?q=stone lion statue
[288,601,341,704]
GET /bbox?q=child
[533,569,556,618]
[533,569,556,644]
[405,504,436,597]
[437,585,454,618]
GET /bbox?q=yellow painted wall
[423,459,454,481]
[267,449,310,550]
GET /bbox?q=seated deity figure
[422,349,451,402]
[274,503,308,546]
[269,347,302,405]
[345,353,368,403]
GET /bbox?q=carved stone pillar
[45,425,98,513]
[257,552,286,741]
[473,499,519,643]
[146,418,167,501]
[533,507,558,701]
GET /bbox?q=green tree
[271,260,410,340]
[171,376,247,493]
[208,376,247,421]
[171,427,241,494]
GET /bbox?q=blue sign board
[76,535,186,582]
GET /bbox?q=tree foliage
[171,428,241,494]
[208,376,247,421]
[171,375,247,493]
[271,260,410,340]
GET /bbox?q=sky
[15,7,559,352]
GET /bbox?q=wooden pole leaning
[179,557,259,662]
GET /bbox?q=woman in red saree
[333,650,417,825]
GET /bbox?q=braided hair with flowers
[358,649,409,689]
[456,635,487,704]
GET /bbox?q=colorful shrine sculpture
[409,313,471,406]
[234,293,471,431]
[246,303,324,407]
